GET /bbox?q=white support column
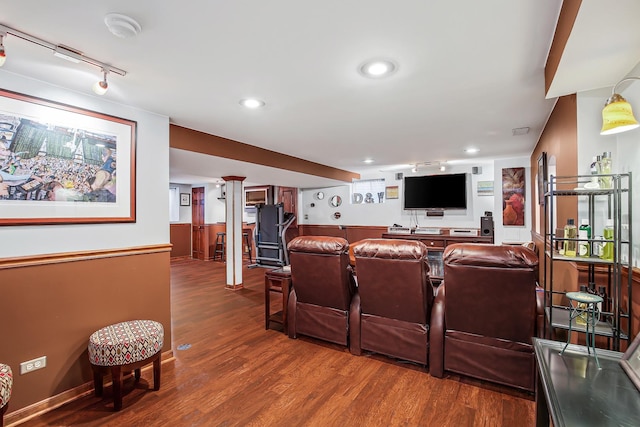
[222,176,246,290]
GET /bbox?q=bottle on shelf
[578,218,591,257]
[599,151,612,189]
[593,235,603,257]
[589,155,601,187]
[601,219,614,261]
[597,285,607,313]
[563,218,577,257]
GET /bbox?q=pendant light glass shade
[601,92,640,135]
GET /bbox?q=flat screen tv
[403,173,467,210]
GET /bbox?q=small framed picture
[385,186,399,199]
[537,152,548,206]
[620,333,640,392]
[180,193,191,206]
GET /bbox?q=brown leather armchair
[287,236,357,346]
[429,243,541,392]
[349,238,433,365]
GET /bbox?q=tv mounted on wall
[403,173,468,210]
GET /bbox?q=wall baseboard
[6,351,174,427]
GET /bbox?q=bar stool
[213,232,225,261]
[243,233,253,263]
[560,291,603,368]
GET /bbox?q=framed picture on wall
[537,152,548,206]
[501,167,525,227]
[0,89,136,225]
[180,193,191,206]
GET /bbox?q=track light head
[92,69,109,95]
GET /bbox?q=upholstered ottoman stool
[0,363,13,427]
[88,320,163,411]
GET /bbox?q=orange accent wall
[530,94,579,310]
[299,225,387,243]
[0,246,172,413]
[530,94,578,239]
[170,223,191,258]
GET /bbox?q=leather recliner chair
[287,236,357,346]
[350,238,433,365]
[429,243,541,392]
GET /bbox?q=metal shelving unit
[543,173,633,351]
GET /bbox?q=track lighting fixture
[92,69,109,95]
[0,23,126,93]
[0,32,6,67]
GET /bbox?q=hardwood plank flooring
[17,258,535,427]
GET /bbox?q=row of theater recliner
[284,236,542,393]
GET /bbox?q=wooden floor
[17,258,535,427]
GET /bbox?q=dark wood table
[264,268,291,334]
[534,338,640,427]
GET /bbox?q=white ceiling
[2,1,640,188]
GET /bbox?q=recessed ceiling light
[465,148,479,154]
[359,59,397,78]
[363,159,374,164]
[239,98,265,109]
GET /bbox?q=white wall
[169,183,193,223]
[577,80,640,268]
[0,71,170,258]
[300,158,532,243]
[201,183,259,224]
[204,183,226,224]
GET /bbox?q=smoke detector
[104,13,142,38]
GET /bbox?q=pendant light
[601,77,640,135]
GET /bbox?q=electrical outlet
[20,356,47,374]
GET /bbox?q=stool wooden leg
[1,403,8,427]
[134,368,141,382]
[111,366,123,411]
[93,367,104,397]
[152,355,161,391]
[265,276,271,330]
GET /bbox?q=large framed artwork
[502,167,525,227]
[0,89,136,225]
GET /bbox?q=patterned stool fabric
[88,320,164,366]
[88,320,164,411]
[1,363,12,427]
[0,363,12,409]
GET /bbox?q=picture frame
[0,89,136,225]
[385,186,399,199]
[537,151,548,206]
[244,185,270,209]
[501,167,525,227]
[620,333,640,392]
[477,180,494,196]
[180,193,191,206]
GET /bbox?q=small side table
[560,291,603,368]
[264,268,292,334]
